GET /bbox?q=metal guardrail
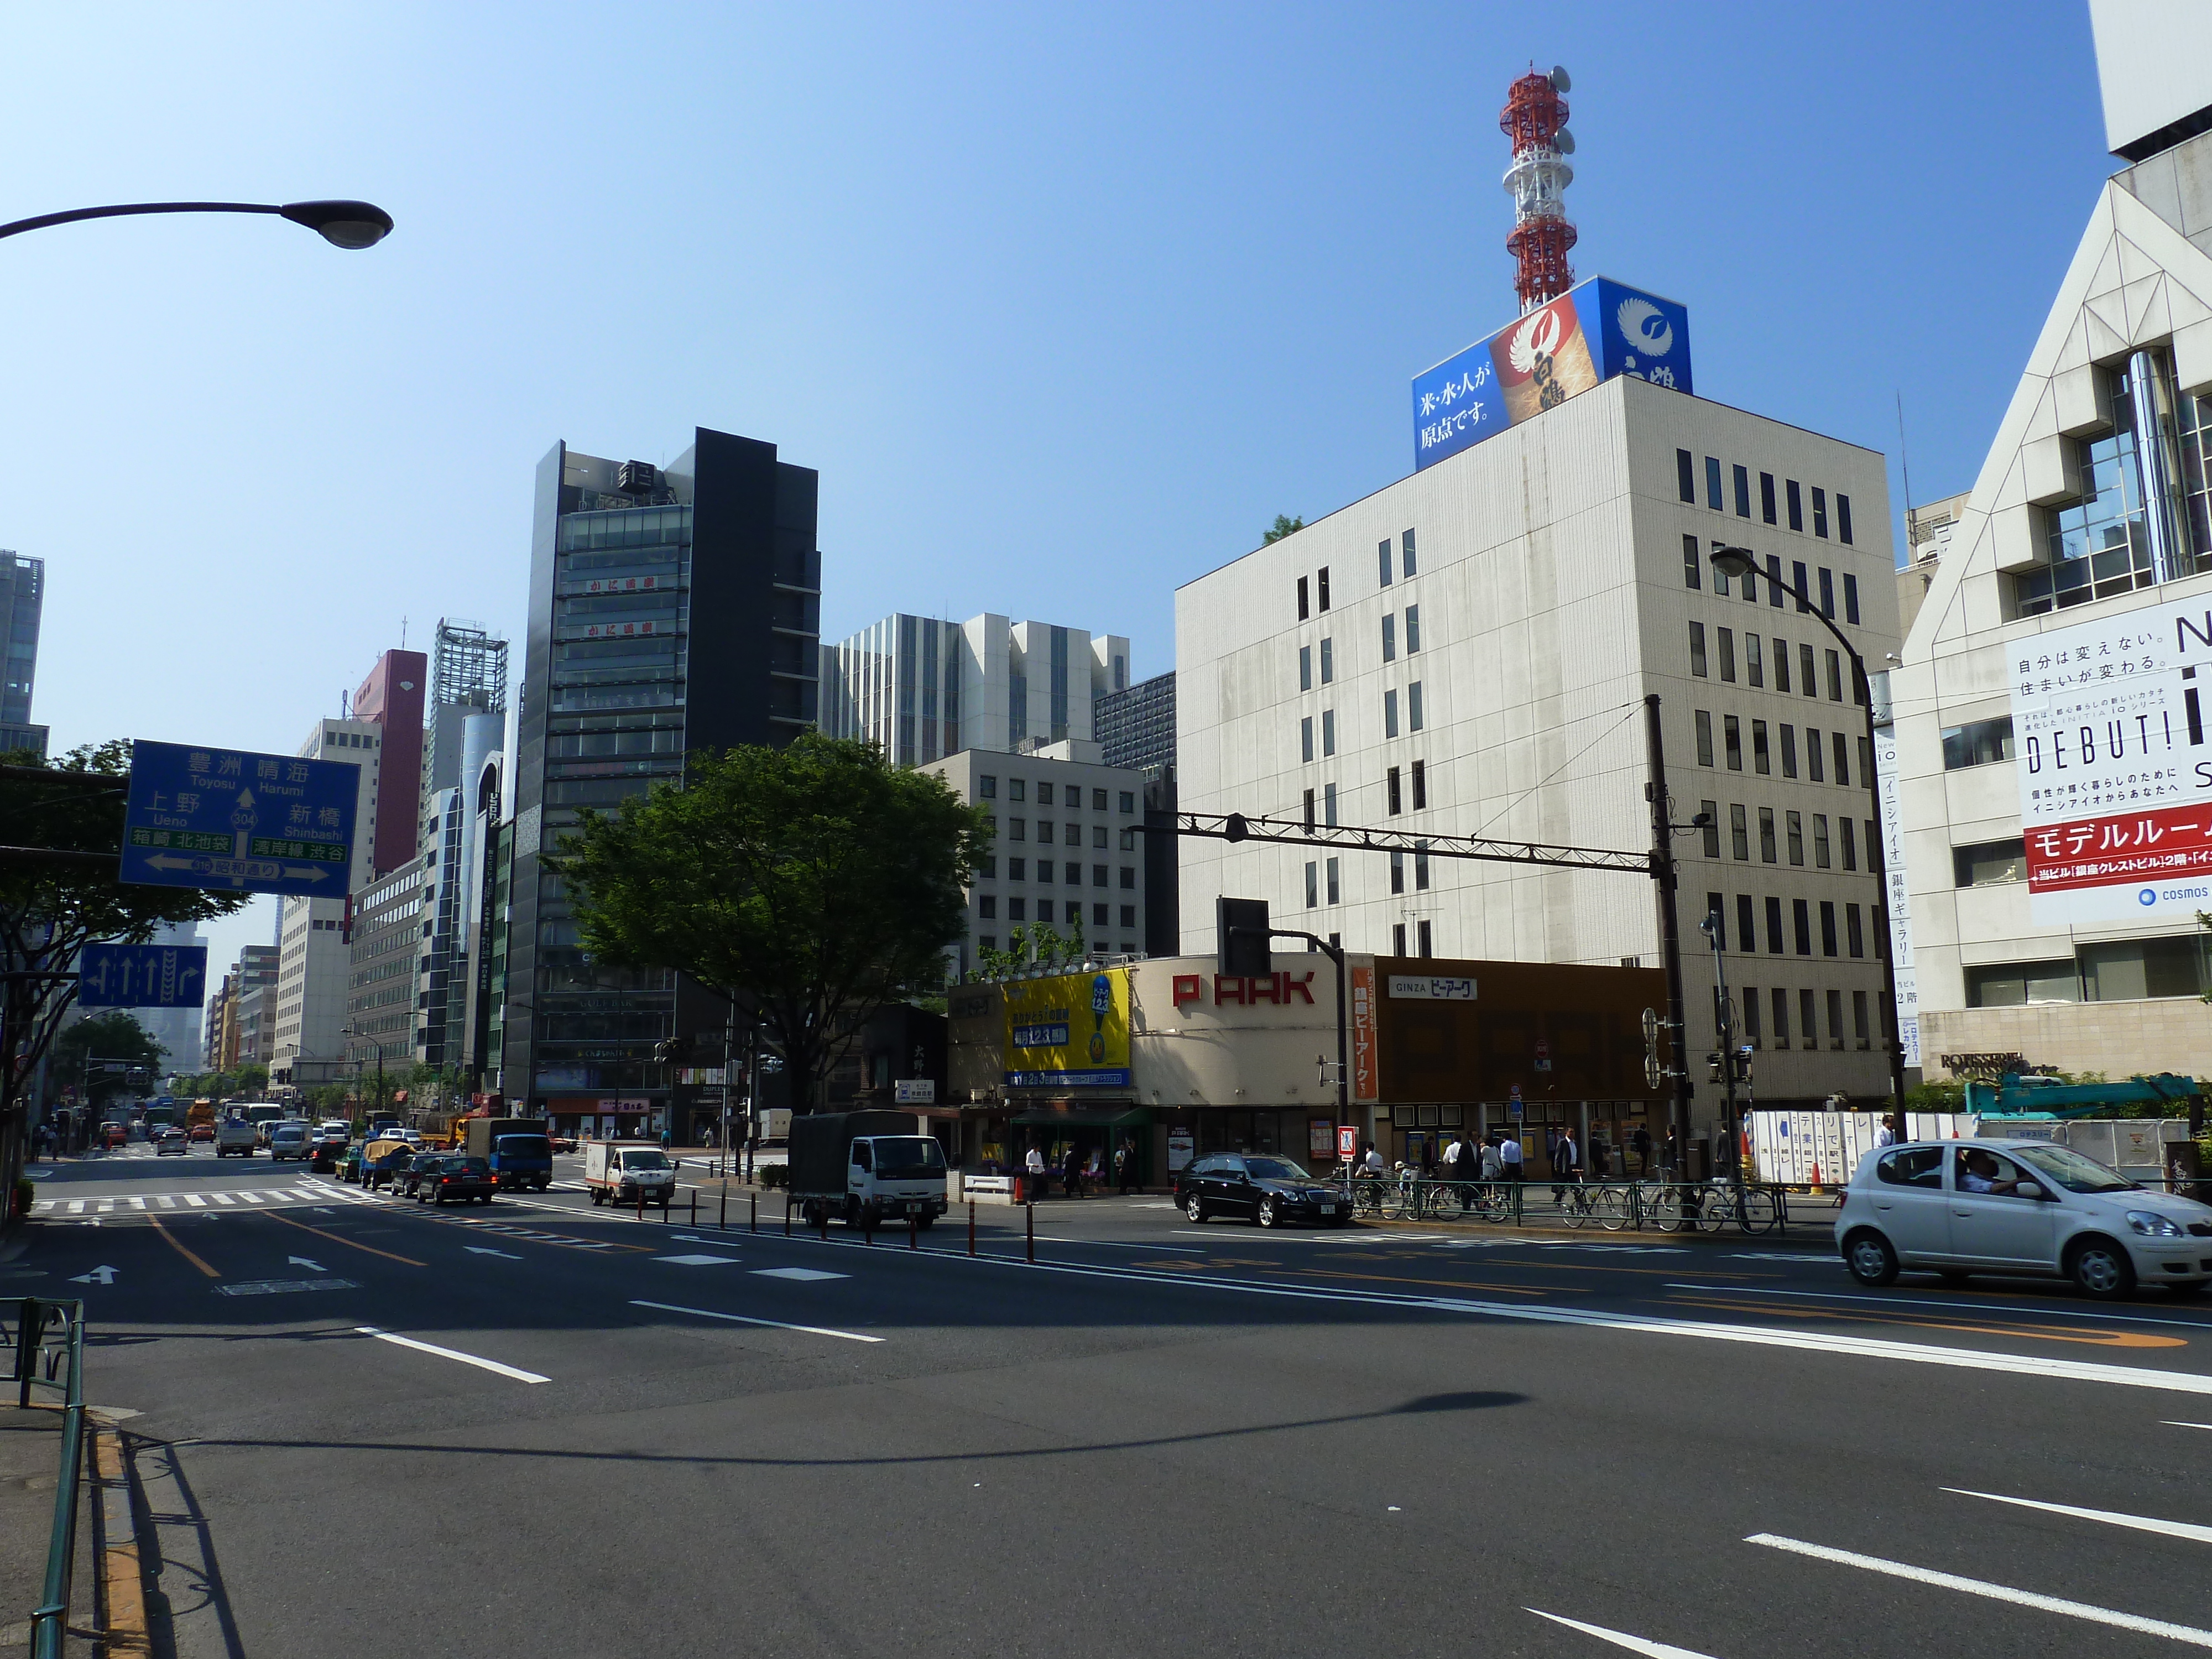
[1339,1176,1791,1235]
[6,1297,87,1659]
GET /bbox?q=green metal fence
[1343,1176,1791,1235]
[7,1297,87,1659]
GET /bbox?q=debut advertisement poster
[2010,593,2212,922]
[1004,969,1131,1087]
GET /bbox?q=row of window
[1694,712,1868,787]
[1301,685,1427,760]
[977,901,1139,935]
[1297,611,1423,691]
[985,818,1138,849]
[1684,539,1865,629]
[972,860,1138,890]
[1966,935,2212,1005]
[1688,623,1859,703]
[1701,889,1884,961]
[1292,530,1421,623]
[974,776,1135,813]
[1676,450,1855,544]
[1295,763,1430,832]
[1696,796,1879,873]
[1732,984,1878,1050]
[1304,844,1433,906]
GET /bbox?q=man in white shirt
[1499,1134,1524,1181]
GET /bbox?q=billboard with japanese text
[1004,969,1131,1088]
[2011,594,2212,922]
[1411,276,1692,471]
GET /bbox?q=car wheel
[1257,1196,1279,1229]
[1184,1192,1206,1223]
[1844,1229,1898,1287]
[2069,1237,2136,1300]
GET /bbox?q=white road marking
[655,1254,742,1266]
[212,1194,235,1206]
[2167,1421,2212,1432]
[156,1196,175,1209]
[1666,1282,2212,1332]
[183,1195,206,1208]
[752,1267,846,1282]
[217,1279,359,1297]
[69,1266,117,1285]
[1745,1533,2212,1647]
[1944,1486,2212,1546]
[354,1326,549,1384]
[1526,1608,1726,1658]
[464,1246,524,1260]
[631,1299,883,1343]
[66,1201,84,1215]
[286,1256,327,1274]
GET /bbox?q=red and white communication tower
[1500,65,1577,313]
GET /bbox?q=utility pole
[1644,695,1693,1167]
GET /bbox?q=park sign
[121,739,361,898]
[77,942,207,1009]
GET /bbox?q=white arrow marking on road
[286,1256,326,1272]
[1525,1609,1725,1658]
[69,1266,118,1285]
[465,1246,523,1260]
[1943,1486,2212,1546]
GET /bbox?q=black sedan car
[389,1154,447,1199]
[1175,1154,1349,1228]
[416,1156,496,1206]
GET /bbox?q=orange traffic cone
[1808,1159,1825,1197]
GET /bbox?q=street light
[1709,545,1907,1122]
[0,199,393,249]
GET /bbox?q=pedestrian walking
[1114,1139,1137,1195]
[1025,1142,1048,1200]
[1631,1124,1653,1178]
[1479,1135,1503,1182]
[1063,1144,1084,1198]
[1876,1113,1900,1147]
[1499,1132,1524,1182]
[1552,1126,1580,1201]
[1589,1133,1611,1180]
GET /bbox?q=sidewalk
[0,1404,93,1648]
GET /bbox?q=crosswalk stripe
[157,1196,176,1209]
[212,1193,235,1206]
[184,1194,205,1207]
[66,1201,84,1214]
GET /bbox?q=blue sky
[0,2,2112,987]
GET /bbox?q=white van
[269,1122,312,1162]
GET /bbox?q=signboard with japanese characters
[2010,596,2212,922]
[1872,725,1919,1066]
[121,740,361,898]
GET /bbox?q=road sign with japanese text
[120,739,360,898]
[76,942,207,1009]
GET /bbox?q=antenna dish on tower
[1550,65,1571,92]
[1556,128,1575,155]
[1500,69,1578,311]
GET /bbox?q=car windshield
[873,1138,946,1176]
[495,1136,551,1157]
[2009,1142,2138,1193]
[1245,1157,1313,1181]
[622,1152,669,1170]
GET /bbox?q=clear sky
[1,2,2113,994]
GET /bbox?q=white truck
[213,1114,258,1157]
[585,1141,677,1208]
[789,1110,950,1229]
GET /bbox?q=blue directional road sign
[76,942,208,1009]
[120,739,361,898]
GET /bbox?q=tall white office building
[269,718,384,1090]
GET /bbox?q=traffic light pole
[1644,695,1694,1171]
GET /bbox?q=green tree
[1262,514,1305,545]
[0,743,248,1184]
[551,734,989,1112]
[54,1011,165,1113]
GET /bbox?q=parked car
[155,1128,189,1156]
[418,1156,496,1206]
[1176,1154,1350,1228]
[268,1123,312,1162]
[1837,1139,2212,1300]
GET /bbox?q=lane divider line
[354,1326,549,1383]
[145,1215,220,1280]
[631,1298,884,1344]
[1525,1607,1723,1658]
[1942,1486,2212,1546]
[2167,1421,2212,1432]
[1745,1532,2212,1648]
[1663,1281,2212,1333]
[261,1209,426,1267]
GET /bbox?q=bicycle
[1343,1172,1389,1219]
[1641,1181,1693,1233]
[1692,1178,1781,1235]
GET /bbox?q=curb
[1353,1215,1839,1251]
[92,1420,150,1656]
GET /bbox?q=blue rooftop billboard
[1412,276,1692,471]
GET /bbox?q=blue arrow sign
[77,942,208,1009]
[120,739,361,898]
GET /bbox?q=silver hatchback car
[1835,1139,2212,1300]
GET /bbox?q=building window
[1843,572,1860,623]
[1320,637,1334,684]
[1700,799,1720,858]
[1772,636,1791,692]
[1037,781,1056,807]
[1092,824,1108,848]
[1418,919,1432,957]
[1705,891,1726,948]
[2083,936,2212,1000]
[1391,849,1406,894]
[1800,642,1817,697]
[1765,897,1784,954]
[1793,899,1812,956]
[1387,765,1402,815]
[1009,857,1025,880]
[1760,472,1777,525]
[1411,759,1427,808]
[1384,689,1399,738]
[1007,778,1026,802]
[1771,987,1791,1044]
[1037,821,1055,845]
[1792,560,1811,615]
[1853,988,1870,1041]
[1742,982,1761,1041]
[1724,714,1743,770]
[1731,804,1750,862]
[1382,614,1397,662]
[1718,626,1736,682]
[1812,488,1829,539]
[1009,818,1027,842]
[1745,633,1764,688]
[1825,988,1843,1046]
[979,855,998,878]
[1405,604,1421,653]
[978,895,997,919]
[1736,893,1755,953]
[1866,818,1882,874]
[1090,902,1107,926]
[1402,529,1417,576]
[1752,719,1770,774]
[1299,644,1312,691]
[1324,782,1338,826]
[1297,575,1309,620]
[1733,464,1751,518]
[1787,479,1804,532]
[1408,682,1424,731]
[1759,806,1777,862]
[1766,552,1785,610]
[1840,816,1857,870]
[1819,901,1838,957]
[1966,959,2079,1006]
[1846,904,1864,958]
[1065,902,1082,925]
[1119,865,1135,888]
[1393,922,1407,956]
[1953,837,2027,886]
[1303,787,1315,828]
[1677,449,1697,503]
[1378,538,1394,586]
[1300,716,1314,764]
[1696,710,1715,766]
[979,775,997,800]
[1120,790,1135,814]
[1682,533,1702,589]
[1785,808,1803,864]
[979,935,996,953]
[1706,456,1724,510]
[1326,857,1340,904]
[1009,897,1026,922]
[1118,828,1135,851]
[1779,723,1798,778]
[1818,567,1835,618]
[1813,813,1831,868]
[1322,709,1336,757]
[1689,622,1708,677]
[1318,566,1331,611]
[1305,862,1318,907]
[1415,843,1431,890]
[1832,730,1850,785]
[1806,727,1824,782]
[1839,494,1854,545]
[1941,717,2013,769]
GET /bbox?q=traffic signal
[1217,896,1272,977]
[1706,1051,1723,1083]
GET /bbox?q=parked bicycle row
[1343,1172,1787,1234]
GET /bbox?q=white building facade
[269,719,384,1088]
[1176,373,1901,1121]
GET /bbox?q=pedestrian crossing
[32,1183,351,1217]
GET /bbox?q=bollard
[909,1212,917,1250]
[1025,1201,1035,1263]
[784,1194,792,1235]
[720,1185,727,1230]
[751,1192,758,1234]
[690,1191,698,1227]
[864,1206,874,1246]
[819,1202,828,1242]
[968,1200,976,1258]
[637,1188,644,1221]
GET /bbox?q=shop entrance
[1010,1107,1151,1192]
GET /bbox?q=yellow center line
[1667,1295,2188,1350]
[145,1214,219,1279]
[261,1208,426,1267]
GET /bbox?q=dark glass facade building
[0,553,46,756]
[504,429,821,1131]
[1095,670,1180,957]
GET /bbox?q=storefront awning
[1009,1107,1149,1128]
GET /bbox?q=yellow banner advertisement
[1004,969,1131,1087]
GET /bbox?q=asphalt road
[13,1143,2212,1658]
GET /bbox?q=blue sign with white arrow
[76,942,208,1009]
[120,739,361,897]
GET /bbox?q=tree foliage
[551,735,989,1110]
[973,917,1088,982]
[1262,514,1305,545]
[55,1011,165,1110]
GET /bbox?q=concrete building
[0,552,44,757]
[505,430,821,1133]
[1897,489,1970,641]
[1892,4,2212,1079]
[922,745,1151,980]
[821,614,1131,766]
[1095,670,1181,958]
[1176,371,1901,1128]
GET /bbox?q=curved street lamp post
[0,199,392,248]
